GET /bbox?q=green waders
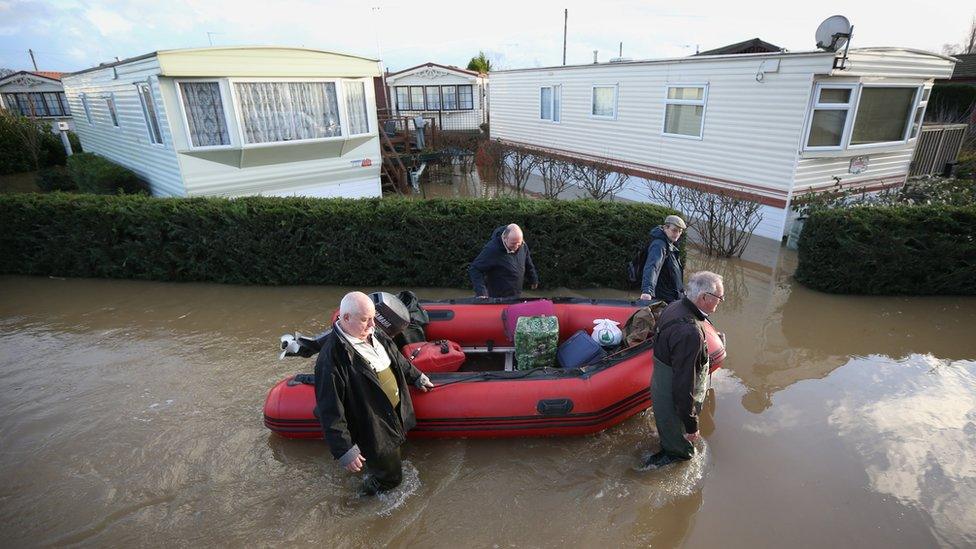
[362,449,403,495]
[650,352,710,460]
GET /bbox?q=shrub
[66,153,148,194]
[0,113,70,174]
[35,165,76,192]
[67,131,83,154]
[795,205,976,295]
[0,194,678,288]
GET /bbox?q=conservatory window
[442,86,458,110]
[591,85,617,119]
[136,82,163,144]
[663,85,707,138]
[235,81,342,144]
[458,85,474,110]
[395,87,411,110]
[849,87,918,146]
[343,80,369,135]
[410,86,425,110]
[425,86,441,110]
[179,81,230,147]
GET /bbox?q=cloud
[85,6,134,35]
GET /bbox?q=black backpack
[627,239,652,287]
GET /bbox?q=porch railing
[909,124,968,177]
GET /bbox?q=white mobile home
[0,71,74,133]
[488,48,956,239]
[387,62,487,131]
[61,47,382,198]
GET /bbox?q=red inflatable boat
[264,297,726,439]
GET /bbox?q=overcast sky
[1,0,973,73]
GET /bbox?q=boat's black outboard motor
[279,292,411,359]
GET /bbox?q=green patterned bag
[514,315,559,370]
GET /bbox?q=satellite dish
[815,15,853,51]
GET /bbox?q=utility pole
[28,49,38,71]
[562,9,568,65]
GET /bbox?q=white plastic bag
[591,319,622,347]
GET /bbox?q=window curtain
[592,87,614,117]
[180,82,230,147]
[425,86,441,110]
[664,105,704,136]
[540,88,552,119]
[344,81,369,135]
[235,82,342,144]
[396,87,410,110]
[443,86,457,110]
[458,85,474,110]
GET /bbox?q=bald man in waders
[314,292,434,494]
[642,271,724,470]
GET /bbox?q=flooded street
[1,248,974,547]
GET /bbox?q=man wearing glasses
[642,271,724,470]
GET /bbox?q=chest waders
[651,319,710,460]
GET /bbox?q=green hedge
[66,153,148,194]
[795,205,976,294]
[0,194,678,288]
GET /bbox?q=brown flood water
[1,247,975,548]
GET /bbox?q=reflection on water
[1,238,975,546]
[828,355,976,548]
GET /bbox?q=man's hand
[345,454,366,473]
[684,431,700,442]
[640,293,653,301]
[416,373,435,392]
[530,283,538,290]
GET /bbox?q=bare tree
[498,144,540,195]
[537,153,574,199]
[941,16,976,55]
[645,174,764,258]
[572,157,629,200]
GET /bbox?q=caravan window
[804,83,921,150]
[849,87,918,146]
[663,85,707,138]
[104,94,119,127]
[591,85,617,119]
[458,85,474,110]
[343,81,370,136]
[235,82,343,144]
[79,93,93,124]
[179,81,231,147]
[136,82,163,144]
[805,84,856,149]
[425,86,441,110]
[909,88,930,139]
[540,85,561,122]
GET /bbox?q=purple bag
[502,299,556,341]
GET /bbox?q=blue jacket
[640,226,684,302]
[469,225,539,298]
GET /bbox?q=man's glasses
[706,292,725,302]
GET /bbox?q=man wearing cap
[314,291,434,494]
[639,215,687,303]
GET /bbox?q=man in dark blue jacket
[469,224,539,298]
[639,215,686,303]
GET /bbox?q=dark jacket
[314,325,424,462]
[469,225,539,298]
[641,226,684,302]
[653,297,708,433]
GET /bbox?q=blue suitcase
[557,330,607,369]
